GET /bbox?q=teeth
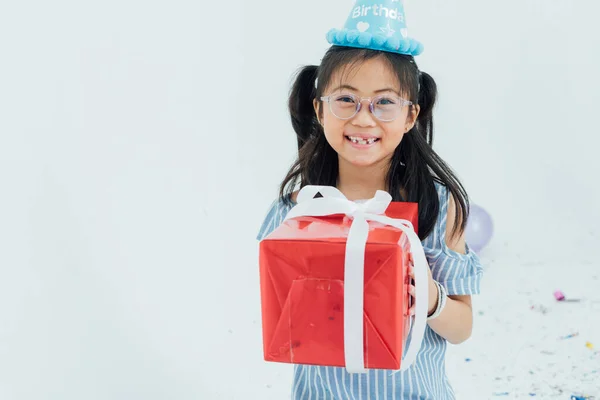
[348,136,377,145]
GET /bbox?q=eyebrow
[330,84,400,95]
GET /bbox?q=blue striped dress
[257,183,483,400]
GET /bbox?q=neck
[336,157,389,201]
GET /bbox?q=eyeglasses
[320,93,413,122]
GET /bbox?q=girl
[257,2,483,398]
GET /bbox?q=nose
[351,99,377,127]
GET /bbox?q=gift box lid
[264,202,418,244]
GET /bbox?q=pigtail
[280,65,338,202]
[398,70,469,238]
[416,71,436,143]
[288,66,320,151]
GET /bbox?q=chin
[341,154,381,168]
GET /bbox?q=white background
[1,0,599,399]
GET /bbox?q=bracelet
[427,281,447,320]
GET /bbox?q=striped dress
[257,183,483,400]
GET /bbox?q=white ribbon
[284,185,429,374]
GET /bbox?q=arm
[409,194,474,345]
[426,286,473,345]
[427,194,473,344]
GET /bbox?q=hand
[407,253,438,316]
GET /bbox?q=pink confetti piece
[554,290,565,301]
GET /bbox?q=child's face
[314,57,419,169]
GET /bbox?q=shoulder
[434,182,467,255]
[427,183,483,295]
[428,182,466,254]
[445,193,467,254]
[256,193,296,241]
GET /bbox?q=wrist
[427,281,439,316]
[427,280,448,320]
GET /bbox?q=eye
[335,95,357,103]
[376,96,398,106]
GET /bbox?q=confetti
[554,290,565,301]
[561,332,580,339]
[554,289,582,302]
[445,262,598,397]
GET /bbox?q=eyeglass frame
[319,93,414,122]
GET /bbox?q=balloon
[465,204,493,253]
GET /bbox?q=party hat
[326,0,424,56]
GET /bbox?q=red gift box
[259,187,426,372]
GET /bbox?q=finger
[409,285,416,297]
[408,265,415,279]
[409,305,415,316]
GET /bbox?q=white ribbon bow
[284,185,429,374]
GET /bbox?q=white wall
[243,0,600,265]
[0,0,598,399]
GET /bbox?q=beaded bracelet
[427,280,447,320]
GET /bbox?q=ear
[313,98,322,126]
[405,104,420,132]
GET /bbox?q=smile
[345,136,380,145]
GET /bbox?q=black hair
[280,45,469,240]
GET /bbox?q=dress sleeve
[428,184,484,296]
[256,198,291,241]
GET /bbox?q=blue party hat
[326,0,424,56]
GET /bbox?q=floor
[446,258,599,399]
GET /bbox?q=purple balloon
[465,204,493,253]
